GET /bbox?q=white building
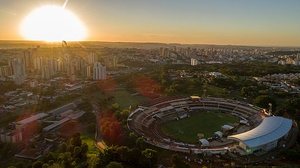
[191,58,198,66]
[209,72,225,78]
[93,62,107,80]
[11,57,26,85]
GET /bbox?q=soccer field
[161,111,239,143]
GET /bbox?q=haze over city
[0,0,300,46]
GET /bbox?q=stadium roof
[228,116,292,148]
[48,103,76,115]
[16,113,48,126]
[43,118,70,132]
[159,106,174,112]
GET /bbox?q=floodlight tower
[268,103,273,116]
[203,89,207,98]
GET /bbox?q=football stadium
[127,96,295,156]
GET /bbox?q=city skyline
[0,0,300,47]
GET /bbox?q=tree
[141,149,157,168]
[282,148,300,161]
[100,113,123,144]
[127,132,138,147]
[0,97,5,104]
[277,98,300,119]
[241,86,259,98]
[135,137,146,149]
[47,163,62,168]
[116,146,129,162]
[212,77,236,89]
[119,108,131,119]
[171,154,190,168]
[0,81,17,94]
[112,103,120,111]
[81,143,89,155]
[165,83,179,95]
[106,162,123,168]
[58,152,73,168]
[73,146,82,159]
[86,123,96,134]
[32,161,43,168]
[127,148,141,165]
[43,152,55,164]
[254,95,276,111]
[97,146,120,168]
[292,79,300,85]
[15,162,25,168]
[70,133,82,147]
[42,163,49,168]
[58,143,67,153]
[88,155,99,168]
[0,143,15,160]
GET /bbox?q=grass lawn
[206,85,228,97]
[81,135,99,155]
[111,89,148,108]
[161,111,238,143]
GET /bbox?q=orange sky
[1,0,300,47]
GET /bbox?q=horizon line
[0,39,300,48]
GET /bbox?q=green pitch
[161,111,239,143]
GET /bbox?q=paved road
[92,103,107,150]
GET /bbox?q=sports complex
[127,96,296,156]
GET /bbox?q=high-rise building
[113,55,118,68]
[87,52,97,64]
[23,50,33,71]
[185,47,192,57]
[191,58,198,66]
[296,54,300,66]
[0,66,12,77]
[11,57,26,85]
[93,62,107,80]
[33,56,43,71]
[86,66,92,79]
[41,65,51,80]
[160,47,170,57]
[38,58,57,80]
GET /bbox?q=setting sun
[20,5,87,42]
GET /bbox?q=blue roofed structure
[228,116,293,154]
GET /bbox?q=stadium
[127,96,295,156]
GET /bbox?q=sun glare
[20,5,87,42]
